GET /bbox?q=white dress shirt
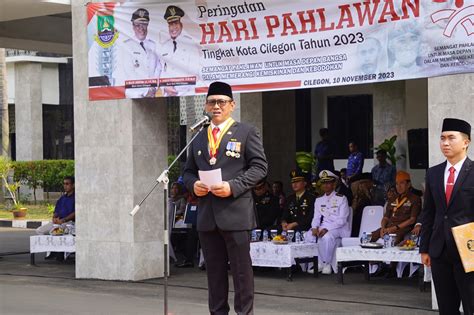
[311,191,350,231]
[209,118,234,154]
[444,156,467,192]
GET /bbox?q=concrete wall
[240,92,263,137]
[73,0,166,281]
[6,63,14,104]
[41,63,59,105]
[309,80,428,188]
[7,61,62,105]
[428,73,474,166]
[258,80,429,190]
[313,83,377,174]
[262,90,296,189]
[405,79,429,187]
[14,62,43,161]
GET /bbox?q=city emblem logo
[138,9,146,18]
[169,7,176,17]
[94,12,119,48]
[430,0,473,37]
[468,240,473,252]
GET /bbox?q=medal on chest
[207,119,234,165]
[320,204,326,214]
[392,196,408,217]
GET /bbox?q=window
[43,104,74,159]
[327,95,373,159]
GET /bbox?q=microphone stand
[130,124,206,315]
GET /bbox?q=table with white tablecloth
[335,246,428,290]
[30,235,75,264]
[250,241,318,280]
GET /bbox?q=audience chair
[341,205,384,247]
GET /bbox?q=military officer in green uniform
[281,169,316,232]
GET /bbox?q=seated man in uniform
[253,179,281,230]
[306,170,351,274]
[281,169,315,233]
[370,171,421,245]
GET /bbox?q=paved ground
[0,228,435,315]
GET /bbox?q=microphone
[189,112,212,132]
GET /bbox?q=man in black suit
[420,118,474,315]
[183,81,267,315]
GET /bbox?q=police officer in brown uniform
[281,169,316,233]
[371,170,421,245]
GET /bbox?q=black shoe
[175,261,194,268]
[199,264,206,271]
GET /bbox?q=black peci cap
[206,81,233,99]
[442,118,471,140]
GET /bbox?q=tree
[0,48,9,157]
[0,156,21,208]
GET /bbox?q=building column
[14,62,43,161]
[428,73,474,166]
[240,92,263,137]
[73,0,166,280]
[14,61,44,201]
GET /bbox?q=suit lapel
[199,127,211,164]
[447,158,472,210]
[437,161,448,211]
[216,121,239,163]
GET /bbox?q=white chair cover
[341,205,384,247]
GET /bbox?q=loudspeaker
[407,128,428,169]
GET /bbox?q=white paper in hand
[199,168,223,188]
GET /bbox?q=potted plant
[12,202,27,219]
[376,135,405,166]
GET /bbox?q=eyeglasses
[205,99,232,108]
[133,22,149,29]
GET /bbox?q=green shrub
[12,160,74,202]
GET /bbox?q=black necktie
[173,40,177,53]
[140,41,146,52]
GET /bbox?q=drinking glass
[389,234,397,247]
[360,232,368,244]
[287,230,295,242]
[410,234,419,246]
[366,233,372,244]
[255,229,262,241]
[270,229,278,239]
[251,230,257,242]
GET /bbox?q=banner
[87,0,474,101]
